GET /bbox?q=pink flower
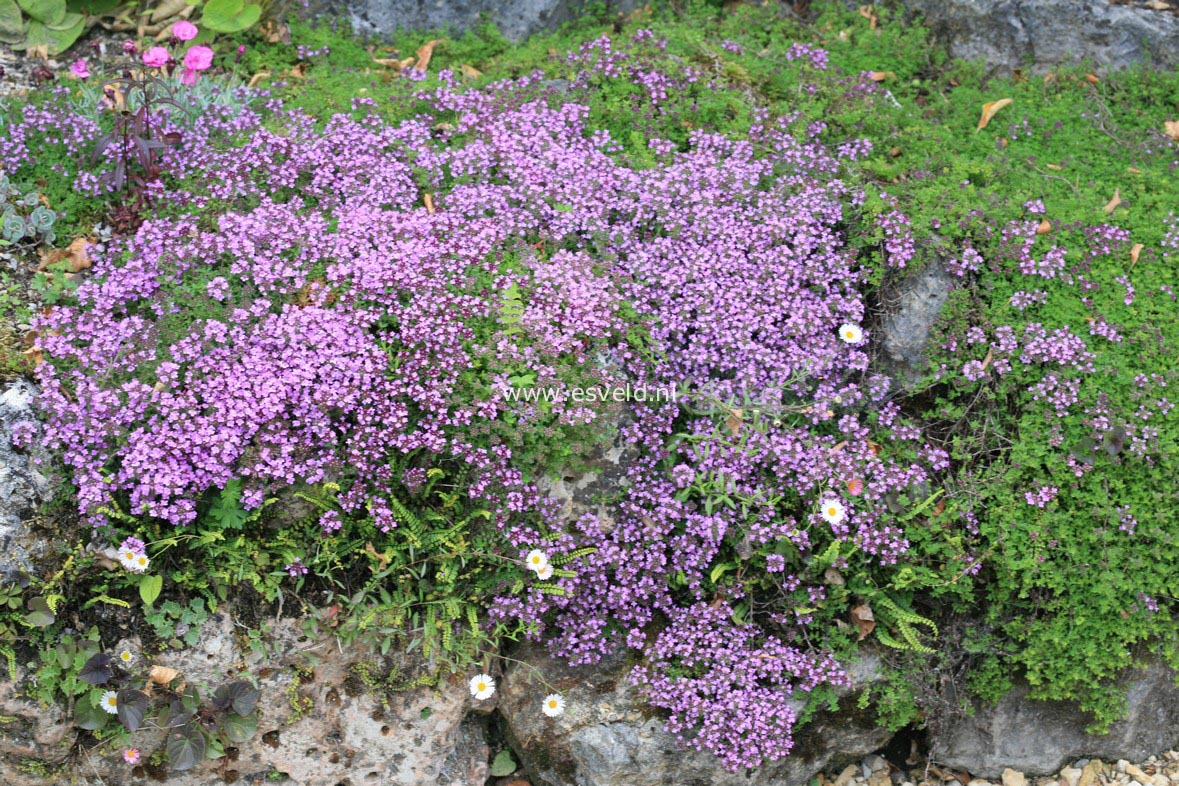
[70,59,89,80]
[142,47,170,69]
[183,45,213,72]
[123,748,141,764]
[172,20,198,41]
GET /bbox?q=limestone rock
[499,641,890,786]
[0,380,51,577]
[933,661,1179,777]
[897,0,1179,73]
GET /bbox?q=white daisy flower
[819,498,846,524]
[468,674,496,701]
[524,550,549,572]
[117,649,135,665]
[118,550,139,569]
[838,324,864,344]
[99,690,119,714]
[541,693,565,717]
[127,553,150,573]
[536,564,554,580]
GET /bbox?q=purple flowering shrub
[9,14,1179,770]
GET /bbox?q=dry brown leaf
[1045,163,1062,171]
[38,237,93,274]
[850,603,876,641]
[1127,167,1143,174]
[980,347,995,371]
[371,57,404,69]
[824,567,845,586]
[460,63,482,79]
[1103,188,1122,214]
[977,98,1013,132]
[1043,72,1057,86]
[829,440,848,454]
[857,4,878,29]
[286,63,307,80]
[423,193,435,215]
[1129,242,1145,272]
[725,408,743,438]
[1085,73,1100,85]
[868,441,882,456]
[247,71,271,88]
[27,45,49,60]
[1164,120,1179,142]
[364,542,390,570]
[888,146,902,157]
[868,70,896,82]
[1035,219,1052,235]
[259,19,291,44]
[149,0,187,22]
[414,39,443,72]
[149,665,181,686]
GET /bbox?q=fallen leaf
[102,83,127,112]
[423,193,435,215]
[1129,242,1145,270]
[888,146,902,157]
[414,38,443,72]
[1127,167,1143,174]
[1146,0,1169,8]
[850,603,876,641]
[247,72,271,88]
[460,63,482,79]
[286,63,307,80]
[1085,73,1100,85]
[149,665,181,686]
[27,45,49,60]
[38,237,94,273]
[980,347,995,371]
[1045,163,1063,171]
[364,542,390,570]
[149,0,187,22]
[824,567,845,586]
[977,98,1013,132]
[1103,188,1122,214]
[1035,219,1052,235]
[258,19,291,44]
[868,70,896,82]
[829,440,848,454]
[868,441,882,456]
[1043,72,1057,86]
[725,408,743,438]
[1164,120,1179,142]
[857,4,878,29]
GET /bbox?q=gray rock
[932,660,1179,777]
[499,641,890,786]
[0,380,51,577]
[898,0,1179,72]
[307,0,642,44]
[0,612,489,785]
[877,259,955,385]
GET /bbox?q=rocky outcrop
[932,660,1179,777]
[306,0,642,43]
[498,641,891,786]
[898,0,1179,72]
[877,259,955,385]
[0,380,50,577]
[0,612,489,785]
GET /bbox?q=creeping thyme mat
[2,0,1179,776]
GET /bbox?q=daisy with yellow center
[99,690,119,714]
[541,693,565,717]
[127,553,150,573]
[536,564,554,580]
[468,674,495,700]
[118,649,135,665]
[525,550,549,572]
[819,498,846,524]
[838,324,864,344]
[118,550,139,569]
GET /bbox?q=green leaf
[200,0,260,32]
[139,574,163,606]
[21,14,82,54]
[166,727,206,771]
[16,0,64,25]
[489,750,517,777]
[220,711,257,743]
[74,697,109,731]
[24,596,55,627]
[208,479,248,529]
[0,0,24,43]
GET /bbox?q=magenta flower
[142,47,170,69]
[70,59,89,80]
[123,748,141,764]
[172,20,198,41]
[181,45,213,85]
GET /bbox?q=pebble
[820,752,1179,786]
[1061,767,1083,786]
[1004,769,1028,786]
